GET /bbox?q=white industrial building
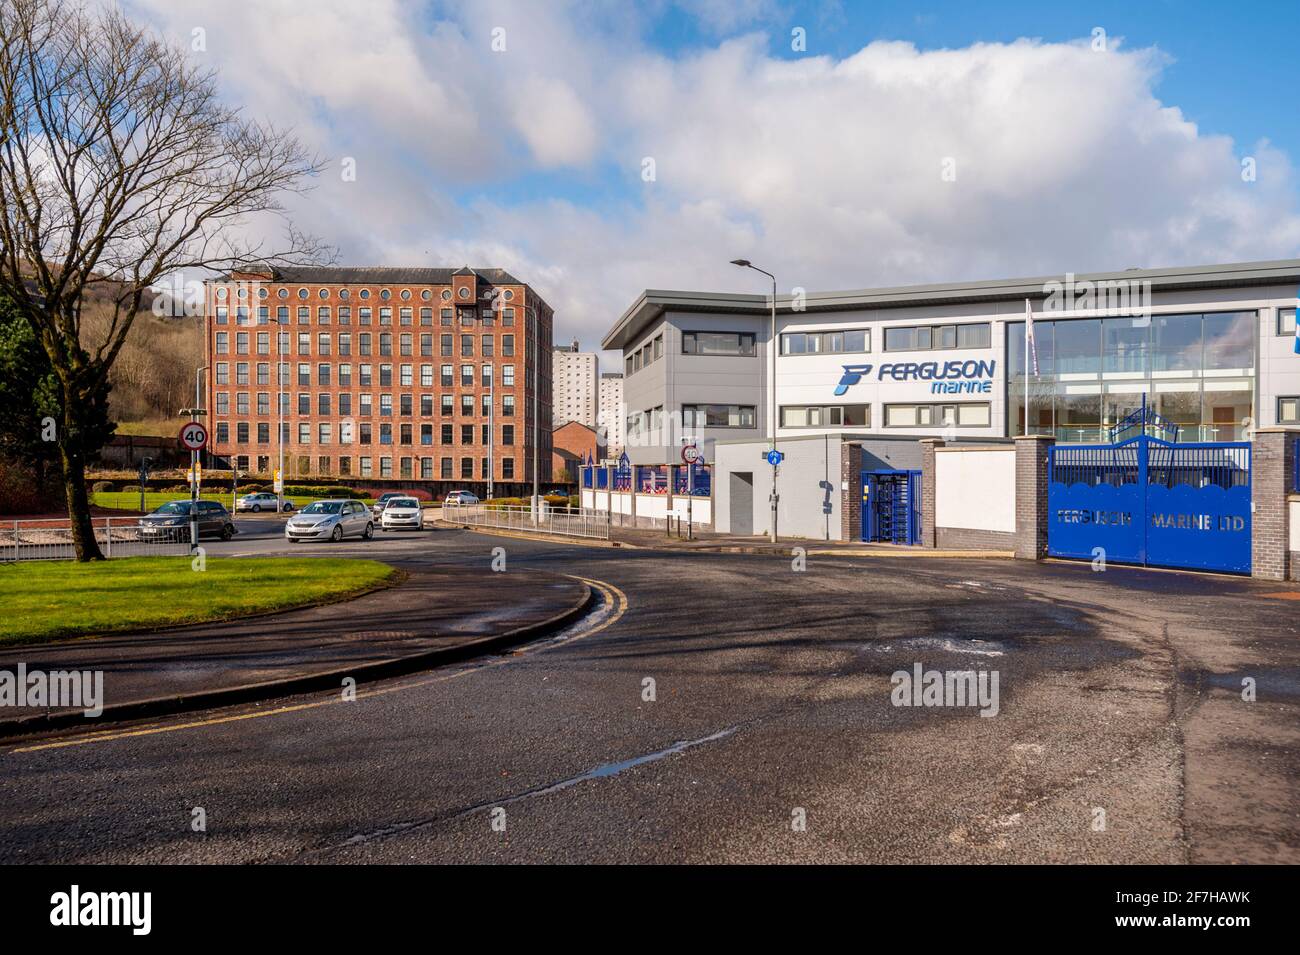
[598,259,1300,542]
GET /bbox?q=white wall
[934,447,1016,532]
[580,488,711,524]
[1289,499,1300,551]
[715,435,843,540]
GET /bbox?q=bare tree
[0,0,328,559]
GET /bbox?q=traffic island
[0,556,400,647]
[0,564,591,737]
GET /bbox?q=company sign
[833,359,996,396]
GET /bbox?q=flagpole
[1024,298,1031,436]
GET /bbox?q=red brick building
[204,266,553,495]
[552,420,604,484]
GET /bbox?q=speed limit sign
[178,421,208,451]
[681,443,702,465]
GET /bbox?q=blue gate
[1047,405,1251,574]
[861,470,921,545]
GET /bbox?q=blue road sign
[766,450,784,466]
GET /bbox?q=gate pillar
[1251,428,1299,581]
[841,441,864,541]
[918,438,944,548]
[1015,434,1055,560]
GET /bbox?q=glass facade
[1007,312,1256,442]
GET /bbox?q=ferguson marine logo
[833,364,873,396]
[834,359,996,396]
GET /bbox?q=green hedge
[282,484,367,499]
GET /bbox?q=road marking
[8,576,627,755]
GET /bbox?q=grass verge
[0,556,398,646]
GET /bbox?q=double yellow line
[8,576,627,755]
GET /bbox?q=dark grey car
[139,500,236,541]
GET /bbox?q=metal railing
[442,503,611,540]
[1,518,192,562]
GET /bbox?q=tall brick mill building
[204,266,554,496]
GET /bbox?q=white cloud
[123,1,1300,355]
[509,76,599,167]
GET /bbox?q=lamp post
[487,367,495,502]
[519,303,543,525]
[275,312,288,513]
[730,259,779,543]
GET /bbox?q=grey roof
[602,258,1300,350]
[230,265,524,286]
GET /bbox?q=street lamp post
[276,315,285,514]
[730,259,779,543]
[487,369,495,502]
[519,304,542,526]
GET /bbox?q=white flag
[1025,298,1039,376]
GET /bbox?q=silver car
[235,491,294,513]
[285,499,374,542]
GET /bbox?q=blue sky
[135,0,1300,350]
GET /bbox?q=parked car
[139,500,236,541]
[380,496,424,532]
[285,500,374,542]
[235,491,294,513]
[370,492,408,519]
[444,490,479,505]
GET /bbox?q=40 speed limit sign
[178,421,209,451]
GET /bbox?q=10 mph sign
[178,421,208,451]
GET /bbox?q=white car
[380,496,424,531]
[236,491,294,512]
[444,490,479,505]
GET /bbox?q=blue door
[1048,436,1251,574]
[861,470,921,545]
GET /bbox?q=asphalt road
[1,525,1296,864]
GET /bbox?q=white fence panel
[442,503,611,540]
[1,518,192,562]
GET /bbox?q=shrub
[91,480,117,493]
[284,484,366,499]
[122,484,141,493]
